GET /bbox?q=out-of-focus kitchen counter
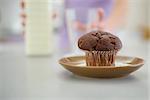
[0,32,149,100]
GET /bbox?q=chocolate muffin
[78,30,122,66]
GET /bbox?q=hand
[74,8,105,33]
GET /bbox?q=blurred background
[0,0,149,100]
[0,0,149,53]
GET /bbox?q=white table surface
[0,33,149,100]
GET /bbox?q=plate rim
[59,55,144,69]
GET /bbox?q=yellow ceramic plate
[59,56,144,78]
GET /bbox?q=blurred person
[20,0,127,33]
[20,0,128,52]
[64,0,127,53]
[74,0,128,33]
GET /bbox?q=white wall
[0,0,22,35]
[126,0,148,33]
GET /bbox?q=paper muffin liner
[85,50,117,66]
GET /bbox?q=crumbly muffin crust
[78,30,122,51]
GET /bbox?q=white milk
[25,0,53,56]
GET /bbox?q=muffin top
[78,30,122,51]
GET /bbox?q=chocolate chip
[111,41,116,45]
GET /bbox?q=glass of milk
[24,0,53,56]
